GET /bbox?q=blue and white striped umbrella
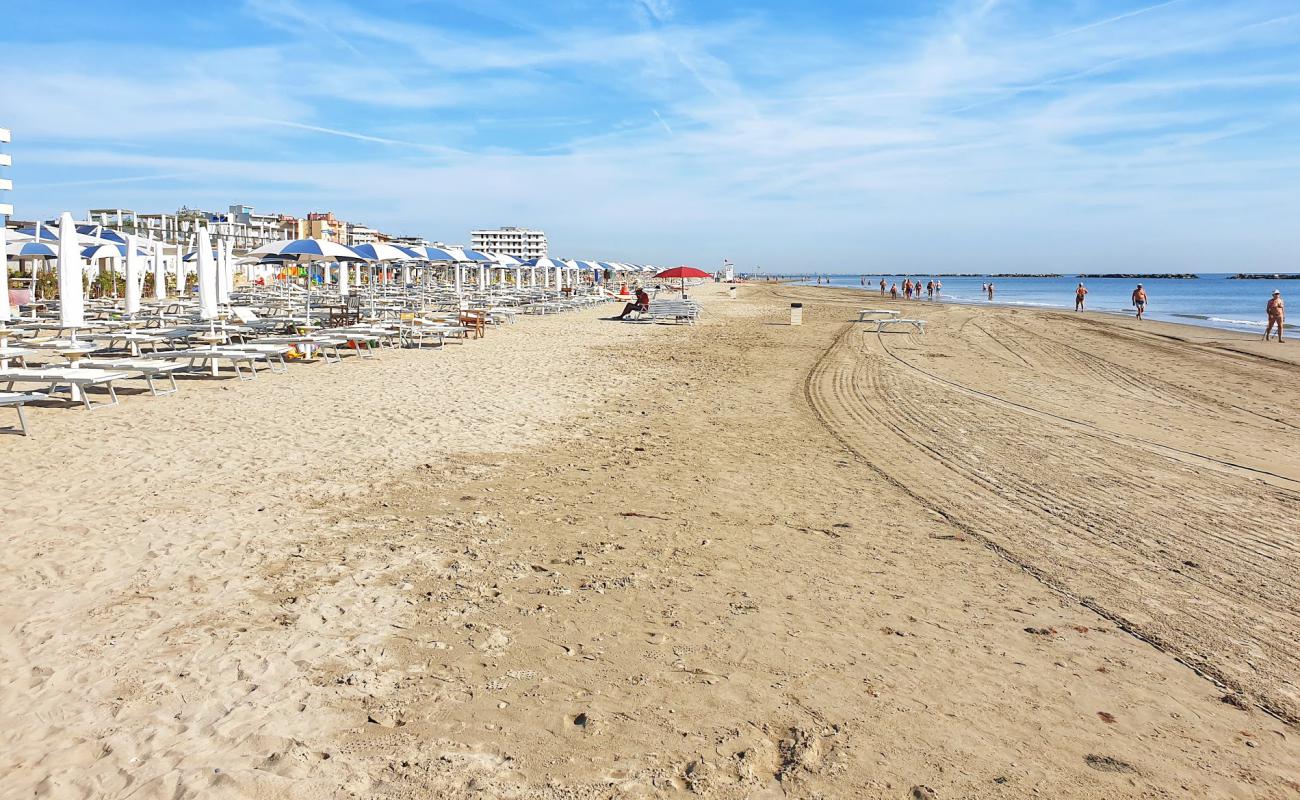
[395,246,427,260]
[422,246,458,261]
[82,243,148,260]
[75,224,128,245]
[183,249,219,263]
[14,225,60,243]
[491,252,522,267]
[349,242,415,261]
[523,257,566,270]
[248,238,358,261]
[459,248,494,262]
[6,241,59,259]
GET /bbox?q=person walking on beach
[890,282,899,300]
[934,279,942,300]
[1131,284,1148,319]
[879,278,886,296]
[926,280,934,300]
[1265,289,1285,342]
[1075,283,1088,311]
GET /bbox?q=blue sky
[2,0,1299,270]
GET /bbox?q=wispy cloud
[2,0,1299,270]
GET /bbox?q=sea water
[793,274,1296,335]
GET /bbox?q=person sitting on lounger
[612,287,651,320]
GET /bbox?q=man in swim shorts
[1265,289,1285,342]
[1075,283,1088,311]
[1131,284,1147,319]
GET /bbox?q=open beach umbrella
[76,224,128,245]
[56,212,85,328]
[656,265,711,297]
[196,226,218,319]
[349,242,412,262]
[15,224,60,243]
[6,241,59,259]
[248,238,358,261]
[421,246,456,262]
[81,243,144,261]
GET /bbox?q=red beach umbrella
[654,266,712,297]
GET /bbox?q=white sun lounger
[0,368,128,410]
[873,318,926,334]
[857,309,900,321]
[156,348,274,380]
[81,358,189,396]
[0,391,43,435]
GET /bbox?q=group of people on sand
[878,277,942,301]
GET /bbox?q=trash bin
[729,285,737,300]
[790,302,803,325]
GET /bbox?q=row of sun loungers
[0,286,618,436]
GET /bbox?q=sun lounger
[81,358,189,396]
[873,318,926,334]
[257,335,349,363]
[857,309,900,321]
[0,367,128,410]
[635,300,701,324]
[155,348,274,380]
[0,391,43,435]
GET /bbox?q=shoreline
[789,281,1299,338]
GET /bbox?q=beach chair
[0,391,43,435]
[458,310,487,339]
[0,367,128,410]
[81,358,188,396]
[874,318,926,334]
[857,309,900,321]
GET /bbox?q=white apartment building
[470,226,548,259]
[390,234,430,249]
[0,127,12,218]
[347,225,379,247]
[87,204,298,250]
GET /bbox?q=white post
[338,256,350,298]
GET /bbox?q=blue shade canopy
[182,249,218,262]
[15,226,60,243]
[6,241,59,258]
[82,243,148,259]
[458,248,494,262]
[395,246,427,260]
[422,246,457,261]
[348,242,415,261]
[248,237,359,261]
[522,257,565,269]
[75,224,128,244]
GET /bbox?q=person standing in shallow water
[987,282,995,301]
[1132,284,1148,319]
[1265,290,1285,342]
[1075,283,1088,311]
[879,278,886,296]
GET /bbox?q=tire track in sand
[804,320,1300,725]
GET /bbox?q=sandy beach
[3,283,1299,799]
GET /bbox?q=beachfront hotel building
[471,226,548,259]
[0,127,12,218]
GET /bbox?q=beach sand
[2,285,1298,798]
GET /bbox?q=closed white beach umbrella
[0,223,10,322]
[196,226,218,319]
[56,212,85,327]
[124,234,142,314]
[220,238,234,304]
[151,237,166,300]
